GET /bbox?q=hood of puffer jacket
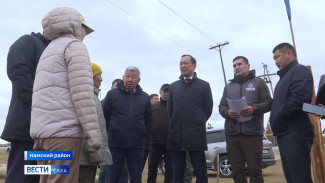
[42,7,82,40]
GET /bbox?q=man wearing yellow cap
[78,62,112,183]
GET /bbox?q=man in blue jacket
[103,66,151,183]
[270,43,314,183]
[1,32,50,183]
[167,55,213,183]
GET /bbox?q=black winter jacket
[167,73,213,151]
[316,74,325,105]
[149,99,169,144]
[270,60,314,136]
[103,81,151,149]
[1,32,50,142]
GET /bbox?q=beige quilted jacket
[30,7,101,150]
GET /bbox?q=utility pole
[210,42,229,86]
[257,63,276,97]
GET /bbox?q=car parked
[206,128,276,178]
[159,128,276,178]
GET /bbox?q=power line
[103,0,206,59]
[157,0,217,44]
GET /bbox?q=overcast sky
[1,0,324,144]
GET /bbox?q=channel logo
[24,165,69,175]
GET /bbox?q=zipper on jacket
[239,82,243,134]
[130,92,133,147]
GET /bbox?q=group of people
[219,44,315,183]
[0,6,320,183]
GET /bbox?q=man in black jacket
[167,55,213,183]
[1,32,50,183]
[315,75,325,120]
[316,75,325,108]
[219,56,272,183]
[270,43,314,183]
[103,66,151,183]
[147,84,174,183]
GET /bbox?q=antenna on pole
[257,63,276,97]
[210,42,229,86]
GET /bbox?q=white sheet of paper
[226,96,252,122]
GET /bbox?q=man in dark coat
[1,32,50,183]
[147,83,174,183]
[316,75,325,107]
[167,55,213,183]
[270,43,314,183]
[103,66,151,183]
[315,75,325,121]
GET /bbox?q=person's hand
[228,109,239,119]
[240,106,254,116]
[315,104,325,118]
[92,161,101,166]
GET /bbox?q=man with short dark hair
[150,94,159,105]
[147,84,174,183]
[112,79,121,89]
[167,54,213,183]
[103,66,151,183]
[219,56,272,183]
[270,43,314,183]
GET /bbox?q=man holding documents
[270,43,314,183]
[219,56,272,183]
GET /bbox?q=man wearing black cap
[147,84,174,183]
[167,55,213,183]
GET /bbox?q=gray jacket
[219,70,272,136]
[80,87,113,166]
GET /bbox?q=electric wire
[157,0,218,44]
[103,0,207,59]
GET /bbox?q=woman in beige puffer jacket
[30,7,101,183]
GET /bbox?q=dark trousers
[226,135,263,183]
[5,141,39,183]
[105,160,129,183]
[277,130,314,183]
[147,144,174,183]
[184,152,193,183]
[108,147,144,183]
[78,165,97,183]
[173,150,207,183]
[143,148,150,171]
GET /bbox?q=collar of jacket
[277,60,298,78]
[32,32,51,45]
[159,98,167,105]
[94,87,101,95]
[179,72,197,82]
[230,70,256,83]
[118,80,143,94]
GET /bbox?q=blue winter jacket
[102,81,151,149]
[270,60,314,136]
